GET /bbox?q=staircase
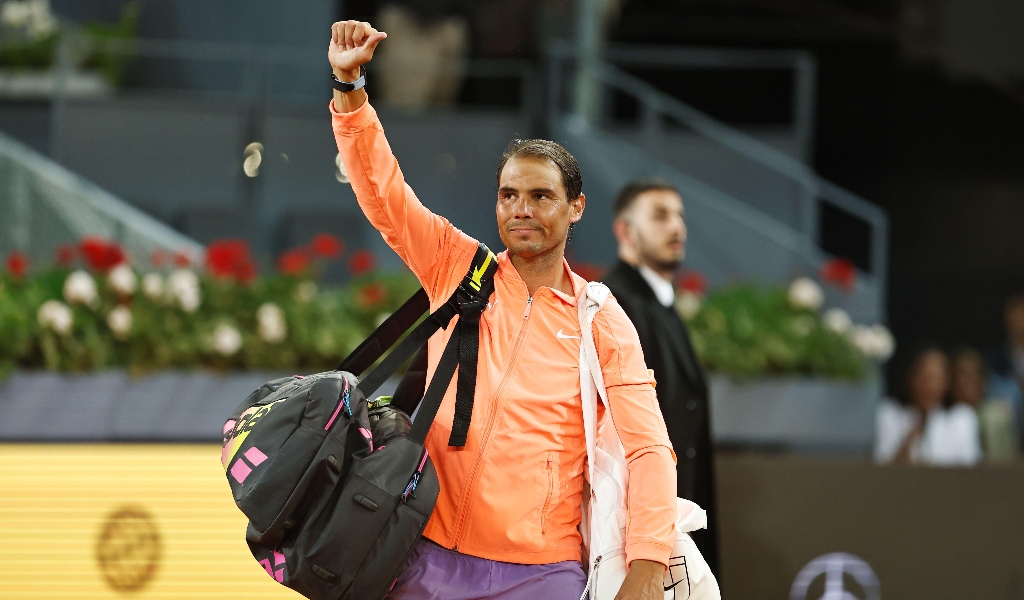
[546,43,888,324]
[0,131,203,266]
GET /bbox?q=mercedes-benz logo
[790,552,880,600]
[95,506,162,592]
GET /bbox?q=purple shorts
[387,539,587,600]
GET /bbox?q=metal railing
[0,129,204,264]
[45,37,539,153]
[603,44,819,162]
[546,40,888,317]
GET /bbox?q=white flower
[788,277,824,311]
[822,308,853,333]
[212,323,243,356]
[675,291,703,320]
[63,270,99,308]
[849,324,896,361]
[294,280,318,304]
[867,324,896,361]
[37,300,73,335]
[0,1,30,28]
[257,303,287,344]
[107,264,137,296]
[25,0,55,37]
[141,272,164,301]
[850,325,872,355]
[106,305,132,340]
[2,0,56,37]
[167,269,201,313]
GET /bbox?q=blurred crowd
[875,296,1024,466]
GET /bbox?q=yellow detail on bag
[222,398,286,470]
[468,250,495,292]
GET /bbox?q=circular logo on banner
[790,552,880,600]
[96,506,162,592]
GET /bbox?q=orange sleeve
[593,295,677,569]
[331,98,476,301]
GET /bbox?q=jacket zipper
[541,452,555,534]
[450,296,533,549]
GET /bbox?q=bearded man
[603,180,719,577]
[328,20,679,599]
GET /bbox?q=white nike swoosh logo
[556,329,581,340]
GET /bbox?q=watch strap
[331,66,366,92]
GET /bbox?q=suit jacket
[602,260,720,577]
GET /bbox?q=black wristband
[331,66,366,93]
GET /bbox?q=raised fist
[329,21,387,82]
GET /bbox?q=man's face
[910,351,949,412]
[620,190,687,272]
[951,358,985,407]
[496,156,583,259]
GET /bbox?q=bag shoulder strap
[577,281,611,486]
[338,244,497,445]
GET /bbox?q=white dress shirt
[874,400,982,466]
[638,264,675,308]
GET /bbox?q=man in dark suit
[602,179,719,577]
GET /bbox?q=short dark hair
[497,139,582,201]
[612,178,679,220]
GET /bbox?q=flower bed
[682,272,894,382]
[0,235,419,378]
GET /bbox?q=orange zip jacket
[332,98,678,568]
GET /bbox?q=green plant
[1,236,421,378]
[0,0,59,69]
[80,0,138,85]
[684,283,872,381]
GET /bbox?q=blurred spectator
[951,348,1020,463]
[374,0,468,109]
[875,348,981,466]
[985,295,1024,433]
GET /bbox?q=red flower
[150,248,168,268]
[55,244,76,267]
[570,262,605,282]
[278,249,311,275]
[357,282,388,308]
[173,251,191,268]
[79,237,127,271]
[310,233,344,259]
[348,249,376,276]
[819,258,857,293]
[236,261,257,284]
[677,271,708,295]
[206,239,258,283]
[6,251,28,279]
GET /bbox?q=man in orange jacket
[329,20,678,600]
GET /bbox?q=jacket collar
[496,250,582,306]
[608,260,660,304]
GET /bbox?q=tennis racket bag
[221,243,497,599]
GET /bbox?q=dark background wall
[717,453,1024,599]
[609,0,1024,385]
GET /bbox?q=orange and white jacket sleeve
[594,295,678,569]
[330,98,475,300]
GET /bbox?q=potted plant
[0,0,137,98]
[678,261,894,451]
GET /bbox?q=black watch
[331,66,366,92]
